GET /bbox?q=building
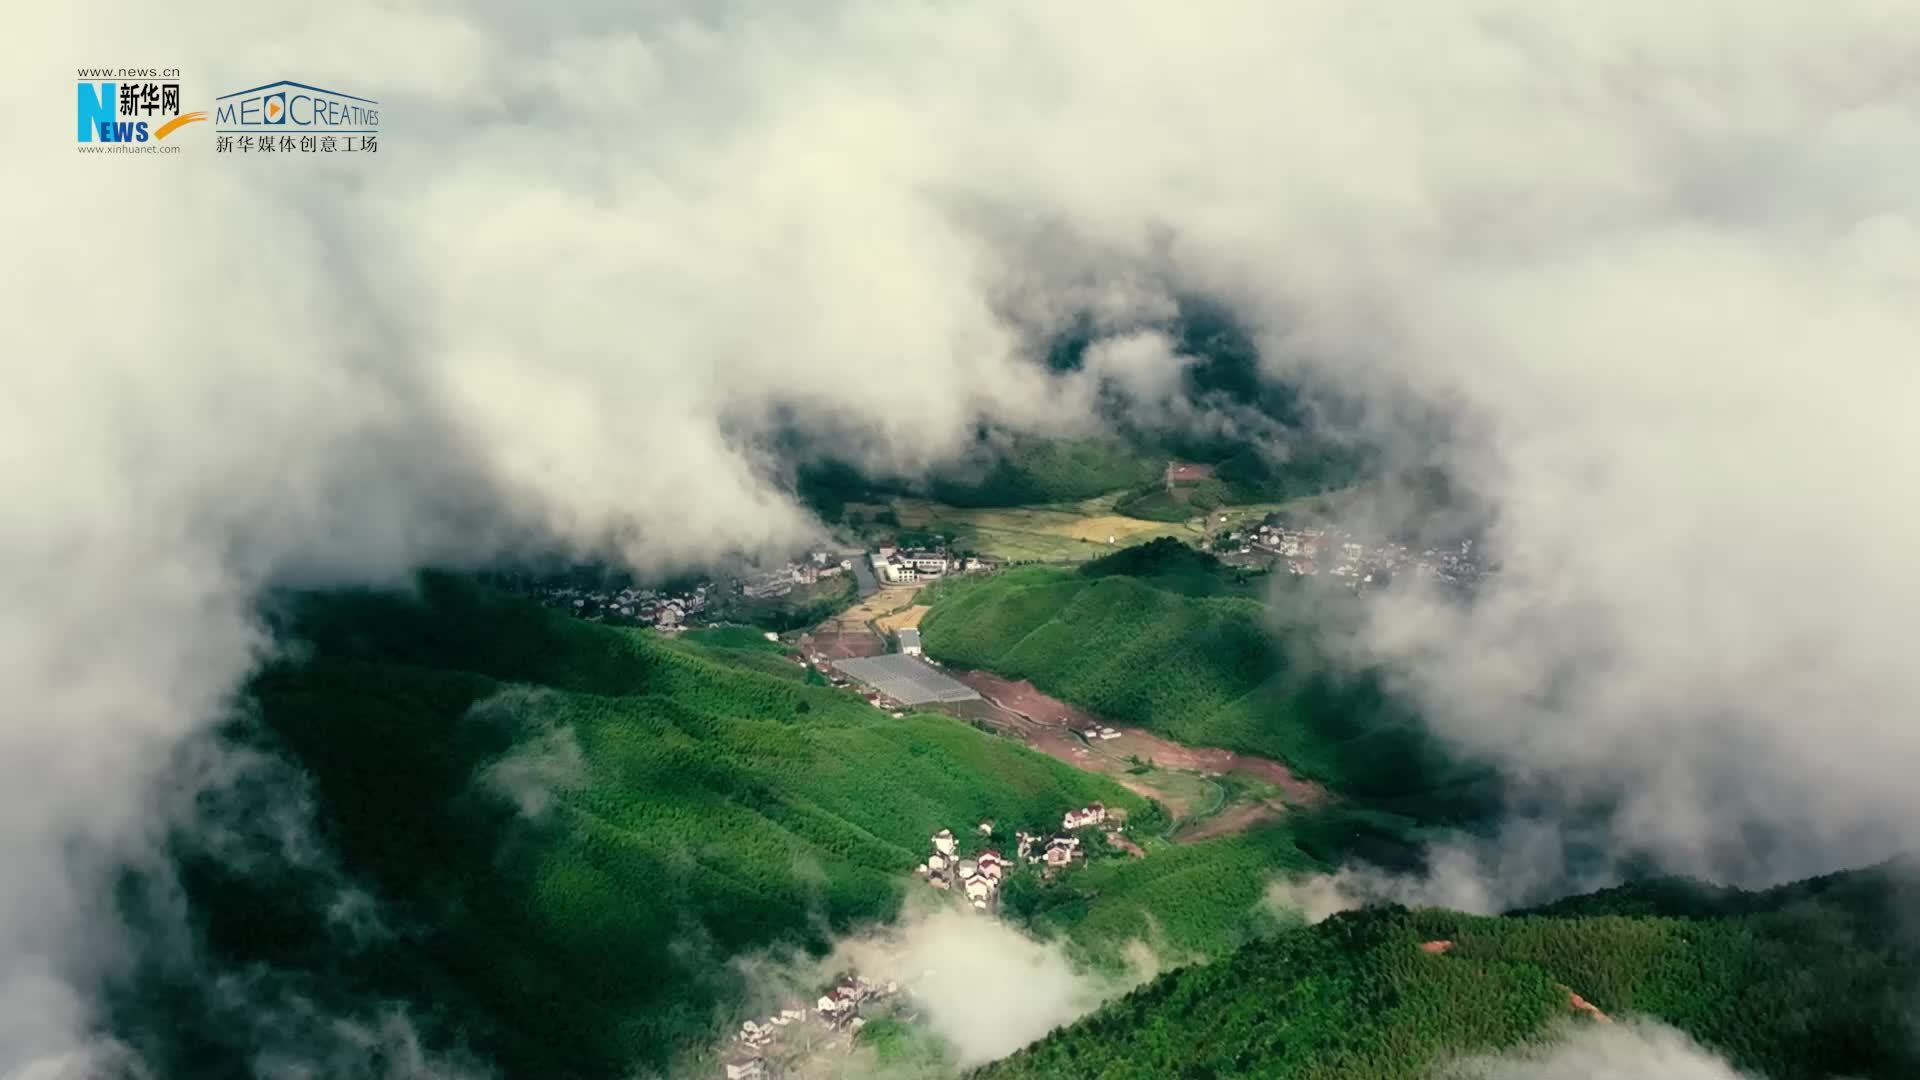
[1063,803,1107,830]
[877,548,951,584]
[931,829,956,857]
[965,875,995,908]
[832,654,981,707]
[724,1058,765,1079]
[897,628,923,656]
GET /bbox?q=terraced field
[889,494,1203,562]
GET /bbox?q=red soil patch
[948,669,1329,833]
[1166,461,1217,485]
[797,626,883,661]
[1419,940,1455,955]
[1565,989,1612,1023]
[953,670,1106,729]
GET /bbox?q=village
[718,802,1126,1078]
[738,551,857,600]
[720,971,906,1080]
[869,544,995,585]
[501,540,1003,633]
[1216,516,1488,589]
[914,803,1124,912]
[516,578,712,628]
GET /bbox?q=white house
[879,548,951,584]
[964,876,995,907]
[976,851,1007,881]
[898,628,923,656]
[1063,803,1108,830]
[931,829,957,857]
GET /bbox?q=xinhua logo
[75,75,205,143]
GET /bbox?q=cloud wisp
[5,0,1920,1074]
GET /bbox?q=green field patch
[129,576,1147,1079]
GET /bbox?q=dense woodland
[108,577,1142,1079]
[980,859,1920,1080]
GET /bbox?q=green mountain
[112,576,1144,1080]
[916,550,1488,820]
[926,437,1164,507]
[980,859,1920,1080]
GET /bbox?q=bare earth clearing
[797,586,919,659]
[944,669,1327,842]
[874,604,930,633]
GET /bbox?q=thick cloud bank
[6,0,1920,1074]
[1446,1021,1757,1080]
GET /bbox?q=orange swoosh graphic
[153,111,208,140]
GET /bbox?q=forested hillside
[110,576,1142,1080]
[980,859,1920,1080]
[927,438,1162,507]
[917,558,1487,819]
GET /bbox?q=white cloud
[1445,1020,1757,1080]
[4,0,1919,1074]
[724,896,1141,1073]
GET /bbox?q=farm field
[798,583,918,659]
[889,493,1203,563]
[873,603,930,634]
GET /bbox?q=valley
[118,484,1914,1080]
[943,668,1326,842]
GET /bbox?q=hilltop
[978,858,1920,1080]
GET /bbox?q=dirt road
[946,668,1328,840]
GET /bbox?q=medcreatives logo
[75,68,206,154]
[214,80,380,155]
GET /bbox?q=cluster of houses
[914,805,1117,905]
[727,807,1128,1077]
[722,974,899,1078]
[520,581,709,628]
[1015,803,1116,872]
[740,552,853,601]
[1076,723,1122,742]
[871,546,995,585]
[1219,520,1488,589]
[817,974,897,1029]
[916,826,1011,910]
